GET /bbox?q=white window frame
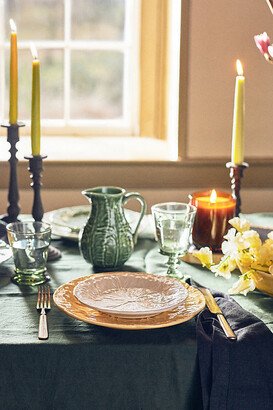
[0,0,140,136]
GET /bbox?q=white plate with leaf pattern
[73,272,188,318]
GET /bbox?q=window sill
[0,136,175,162]
[1,136,272,191]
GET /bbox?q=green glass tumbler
[7,221,51,286]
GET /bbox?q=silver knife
[199,287,237,340]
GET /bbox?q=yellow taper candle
[231,59,245,164]
[9,19,18,125]
[30,43,41,156]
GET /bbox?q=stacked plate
[43,206,90,241]
[53,272,206,330]
[44,206,155,241]
[73,272,188,319]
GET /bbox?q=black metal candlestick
[24,154,61,261]
[24,154,47,221]
[226,162,249,216]
[1,122,25,223]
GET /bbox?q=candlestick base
[0,221,7,241]
[25,154,62,262]
[1,122,25,224]
[47,246,62,261]
[226,162,249,217]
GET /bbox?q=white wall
[187,0,273,160]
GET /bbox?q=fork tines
[37,286,51,310]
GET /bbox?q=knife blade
[199,287,237,340]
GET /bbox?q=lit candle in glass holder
[189,190,236,252]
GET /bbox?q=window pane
[71,51,123,119]
[4,0,64,40]
[5,49,64,120]
[39,49,64,119]
[71,0,125,40]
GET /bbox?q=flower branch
[254,32,273,64]
[192,217,273,295]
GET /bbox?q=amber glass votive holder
[189,190,236,252]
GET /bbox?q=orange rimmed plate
[73,272,188,318]
[53,273,205,330]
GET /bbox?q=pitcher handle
[122,192,147,244]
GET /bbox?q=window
[0,0,140,136]
[0,0,182,163]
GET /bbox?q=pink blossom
[268,45,273,58]
[254,32,271,55]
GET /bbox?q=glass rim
[189,190,236,204]
[151,202,197,214]
[6,221,51,235]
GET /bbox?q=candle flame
[236,59,243,76]
[30,42,38,60]
[210,189,217,204]
[9,19,17,33]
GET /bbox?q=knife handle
[217,314,237,340]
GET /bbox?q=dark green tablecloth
[0,237,272,410]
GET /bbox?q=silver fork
[37,286,51,340]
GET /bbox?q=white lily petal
[229,217,250,232]
[192,247,213,268]
[228,274,256,296]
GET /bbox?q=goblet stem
[166,252,191,282]
[166,253,181,277]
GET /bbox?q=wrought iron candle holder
[1,122,25,223]
[226,162,249,217]
[24,154,61,261]
[24,154,47,222]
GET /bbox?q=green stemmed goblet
[151,202,196,279]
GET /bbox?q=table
[0,236,272,410]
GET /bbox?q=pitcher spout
[82,186,125,200]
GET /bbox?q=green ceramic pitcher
[80,186,147,270]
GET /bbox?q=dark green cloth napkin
[196,290,273,410]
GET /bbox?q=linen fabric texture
[196,290,273,410]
